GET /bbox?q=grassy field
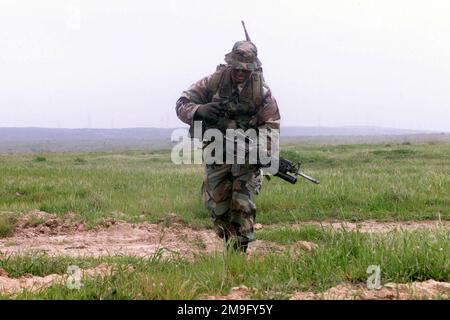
[0,141,449,299]
[0,141,449,227]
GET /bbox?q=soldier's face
[231,68,252,84]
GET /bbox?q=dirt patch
[247,240,284,255]
[0,220,310,259]
[291,220,449,233]
[202,280,450,300]
[291,240,318,252]
[290,280,450,300]
[308,280,450,299]
[254,223,263,230]
[12,211,85,236]
[1,212,293,258]
[0,267,9,277]
[248,240,318,257]
[0,220,223,259]
[0,264,114,296]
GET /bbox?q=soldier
[175,38,280,252]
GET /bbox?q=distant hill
[0,127,175,142]
[280,126,436,137]
[0,126,438,142]
[0,126,447,153]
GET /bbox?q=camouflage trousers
[202,164,262,245]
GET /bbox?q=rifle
[272,157,320,185]
[224,132,320,185]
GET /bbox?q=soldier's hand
[196,102,225,124]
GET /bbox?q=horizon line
[0,125,445,133]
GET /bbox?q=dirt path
[260,219,449,233]
[202,280,450,300]
[290,280,450,300]
[0,219,222,258]
[0,212,447,258]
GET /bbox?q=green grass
[0,142,449,231]
[0,212,17,238]
[1,227,447,299]
[258,226,449,285]
[0,253,100,278]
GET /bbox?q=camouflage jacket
[175,65,281,142]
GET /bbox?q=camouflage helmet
[224,40,262,71]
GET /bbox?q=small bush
[74,157,86,164]
[0,213,17,238]
[33,156,47,162]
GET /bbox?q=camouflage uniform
[175,41,280,250]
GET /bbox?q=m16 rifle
[272,157,320,185]
[224,132,320,185]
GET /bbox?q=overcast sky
[1,0,449,131]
